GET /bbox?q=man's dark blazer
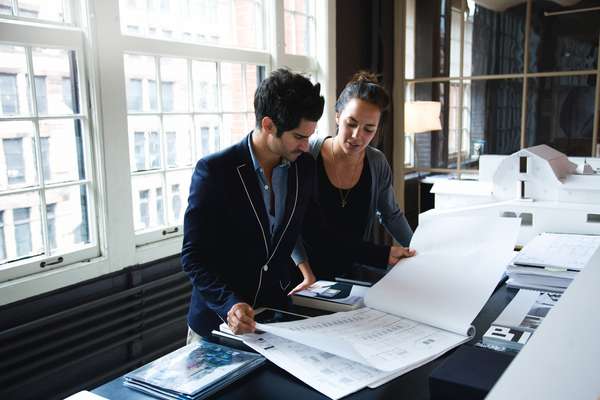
[181,133,315,336]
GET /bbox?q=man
[182,69,324,339]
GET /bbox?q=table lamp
[404,101,442,168]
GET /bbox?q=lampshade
[404,101,442,134]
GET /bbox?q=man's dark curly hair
[254,68,324,137]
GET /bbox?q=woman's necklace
[330,138,362,208]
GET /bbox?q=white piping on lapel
[236,163,269,259]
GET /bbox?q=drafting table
[92,285,517,400]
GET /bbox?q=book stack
[482,290,561,352]
[123,340,265,400]
[290,280,369,312]
[506,233,600,292]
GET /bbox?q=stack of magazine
[123,340,265,400]
[506,233,600,292]
[482,290,561,352]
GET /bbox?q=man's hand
[388,246,416,266]
[288,261,316,296]
[227,303,256,334]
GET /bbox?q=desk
[93,285,517,400]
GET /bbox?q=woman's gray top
[309,135,413,247]
[292,135,414,266]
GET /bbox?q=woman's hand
[388,246,416,266]
[288,261,317,295]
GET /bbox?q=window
[0,0,332,303]
[119,0,265,49]
[13,207,32,258]
[402,0,600,176]
[0,73,19,114]
[46,203,57,249]
[0,36,96,280]
[284,0,316,56]
[125,53,265,240]
[3,138,25,184]
[139,190,150,228]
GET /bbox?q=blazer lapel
[271,163,299,247]
[235,135,272,250]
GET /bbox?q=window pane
[191,61,218,112]
[14,0,70,23]
[0,210,5,261]
[221,63,244,112]
[46,202,56,249]
[1,121,37,190]
[33,76,47,114]
[222,113,246,148]
[31,48,78,115]
[45,185,91,251]
[527,75,596,156]
[148,130,161,169]
[462,78,523,169]
[131,173,163,231]
[0,191,43,262]
[38,119,86,183]
[246,112,255,134]
[284,0,315,56]
[128,116,161,171]
[160,57,189,112]
[166,170,192,225]
[119,0,265,50]
[464,2,526,76]
[163,115,193,168]
[14,207,32,257]
[124,54,158,112]
[405,0,461,79]
[156,187,164,225]
[0,45,30,116]
[127,78,143,111]
[529,1,600,73]
[195,115,222,156]
[244,64,264,111]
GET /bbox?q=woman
[291,71,415,288]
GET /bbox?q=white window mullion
[24,46,51,257]
[91,0,136,269]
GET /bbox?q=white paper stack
[506,233,600,292]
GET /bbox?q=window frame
[0,0,336,306]
[396,0,600,187]
[0,14,101,285]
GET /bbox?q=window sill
[0,255,110,307]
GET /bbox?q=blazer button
[263,265,269,271]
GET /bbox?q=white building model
[421,145,600,246]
